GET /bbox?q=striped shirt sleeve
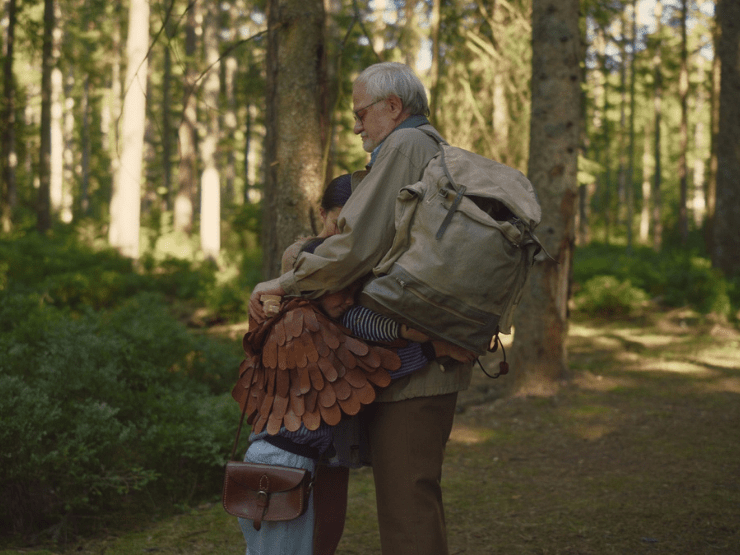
[341,305,400,342]
[340,305,435,379]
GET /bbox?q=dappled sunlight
[573,370,636,392]
[571,422,617,440]
[569,322,604,338]
[702,377,740,394]
[449,423,497,445]
[691,345,740,371]
[609,328,686,348]
[625,359,718,376]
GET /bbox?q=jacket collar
[368,115,431,168]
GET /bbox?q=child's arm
[340,306,476,378]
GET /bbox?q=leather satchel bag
[222,404,313,530]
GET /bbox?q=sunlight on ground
[571,422,617,440]
[627,359,718,375]
[692,346,740,370]
[573,370,635,391]
[449,424,496,445]
[610,329,685,348]
[702,377,740,394]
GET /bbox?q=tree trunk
[692,55,707,228]
[162,22,173,211]
[677,0,689,244]
[1,0,17,232]
[50,68,64,220]
[705,13,720,254]
[652,0,663,252]
[37,0,55,233]
[509,0,580,397]
[639,126,652,242]
[80,76,91,215]
[626,0,637,250]
[199,1,221,260]
[429,0,441,125]
[616,12,628,237]
[597,25,613,245]
[109,0,150,259]
[712,0,740,277]
[262,0,326,279]
[174,2,198,234]
[223,56,238,205]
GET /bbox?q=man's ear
[387,94,405,119]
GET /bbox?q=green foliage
[574,275,649,316]
[573,243,738,319]
[0,232,245,538]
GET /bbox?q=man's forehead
[352,83,369,105]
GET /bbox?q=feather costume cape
[232,298,402,435]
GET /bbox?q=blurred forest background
[1,0,739,546]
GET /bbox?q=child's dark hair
[299,236,327,256]
[321,174,352,212]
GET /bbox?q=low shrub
[0,292,243,538]
[573,275,649,317]
[573,244,737,319]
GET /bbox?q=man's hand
[431,340,477,364]
[248,279,285,323]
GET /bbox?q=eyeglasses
[353,98,384,124]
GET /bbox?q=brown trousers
[363,392,458,555]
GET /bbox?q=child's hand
[431,340,477,364]
[400,324,430,343]
[249,279,285,323]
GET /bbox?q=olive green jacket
[279,121,472,402]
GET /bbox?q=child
[237,238,474,555]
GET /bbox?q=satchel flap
[225,462,308,493]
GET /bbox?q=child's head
[317,282,360,319]
[319,174,352,237]
[299,235,359,319]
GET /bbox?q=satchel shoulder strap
[230,403,249,462]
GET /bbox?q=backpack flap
[366,140,543,354]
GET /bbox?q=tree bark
[712,0,740,277]
[509,0,580,396]
[677,0,689,244]
[262,0,326,279]
[37,0,55,233]
[174,2,198,234]
[109,0,150,258]
[705,13,720,254]
[626,0,637,250]
[199,1,222,260]
[1,0,17,232]
[652,0,663,252]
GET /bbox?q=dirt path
[7,310,738,555]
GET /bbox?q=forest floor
[3,308,739,555]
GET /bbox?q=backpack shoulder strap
[417,125,448,146]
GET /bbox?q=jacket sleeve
[278,127,439,299]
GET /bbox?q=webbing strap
[436,185,467,239]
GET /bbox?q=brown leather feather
[332,377,352,401]
[317,354,338,383]
[338,394,362,416]
[336,341,356,369]
[318,384,337,408]
[231,298,407,438]
[319,402,342,427]
[343,335,369,356]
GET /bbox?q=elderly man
[249,62,473,555]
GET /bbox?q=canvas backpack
[362,130,544,356]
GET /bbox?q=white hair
[355,62,429,116]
